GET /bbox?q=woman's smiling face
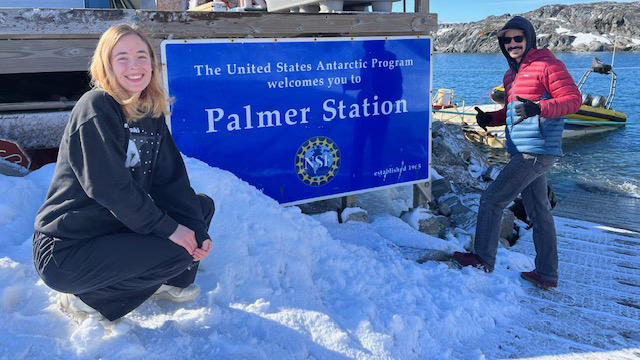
[110,34,152,97]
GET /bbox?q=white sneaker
[152,284,200,302]
[59,293,104,321]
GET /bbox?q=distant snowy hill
[434,1,640,52]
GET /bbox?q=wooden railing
[0,7,436,74]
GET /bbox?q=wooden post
[414,0,428,13]
[339,195,358,223]
[341,195,357,210]
[412,181,432,208]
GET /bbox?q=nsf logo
[295,136,341,186]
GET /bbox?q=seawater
[432,52,640,199]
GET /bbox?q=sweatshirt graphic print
[124,123,161,175]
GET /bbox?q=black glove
[475,107,491,131]
[514,96,541,124]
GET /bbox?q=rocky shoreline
[401,122,520,252]
[434,2,640,53]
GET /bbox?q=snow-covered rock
[434,2,640,53]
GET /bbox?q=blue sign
[162,36,431,205]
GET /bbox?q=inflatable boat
[490,57,627,128]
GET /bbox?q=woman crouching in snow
[33,24,214,324]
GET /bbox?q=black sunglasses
[500,35,525,44]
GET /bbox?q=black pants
[33,194,215,321]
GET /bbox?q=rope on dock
[432,110,476,116]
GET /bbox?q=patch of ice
[311,211,339,225]
[431,167,444,180]
[572,33,612,46]
[467,159,484,179]
[436,27,453,36]
[400,208,433,231]
[340,206,366,222]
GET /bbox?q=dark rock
[588,41,607,52]
[434,2,640,53]
[432,122,490,191]
[460,150,471,163]
[401,208,449,238]
[417,214,450,238]
[499,209,516,240]
[297,198,342,215]
[438,194,476,231]
[438,202,452,217]
[417,249,451,263]
[481,164,500,182]
[341,207,369,223]
[431,177,452,200]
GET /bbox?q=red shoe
[520,270,557,290]
[451,252,492,273]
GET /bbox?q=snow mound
[0,156,523,359]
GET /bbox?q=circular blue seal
[295,136,341,186]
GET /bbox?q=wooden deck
[459,189,640,357]
[485,214,640,358]
[553,188,640,234]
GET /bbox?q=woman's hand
[193,239,212,261]
[169,224,198,255]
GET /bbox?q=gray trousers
[474,153,558,281]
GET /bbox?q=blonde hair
[90,24,169,122]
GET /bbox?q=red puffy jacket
[488,48,581,125]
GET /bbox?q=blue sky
[393,0,638,23]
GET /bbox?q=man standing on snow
[452,16,581,289]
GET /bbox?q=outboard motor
[490,87,505,104]
[591,95,606,108]
[592,58,612,74]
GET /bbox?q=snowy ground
[1,157,639,359]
